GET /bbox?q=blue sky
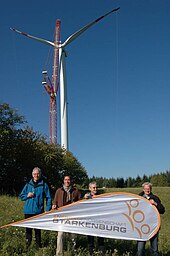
[1,0,170,179]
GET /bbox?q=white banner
[1,192,160,241]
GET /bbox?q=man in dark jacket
[20,167,52,248]
[84,181,105,255]
[137,182,165,256]
[52,175,81,256]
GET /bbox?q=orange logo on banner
[123,199,150,238]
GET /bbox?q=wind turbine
[11,7,120,150]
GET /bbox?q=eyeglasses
[92,187,97,189]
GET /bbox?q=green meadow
[0,187,169,255]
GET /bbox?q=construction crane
[42,20,60,144]
[42,70,56,144]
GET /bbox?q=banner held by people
[0,192,160,241]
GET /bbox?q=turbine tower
[11,7,120,150]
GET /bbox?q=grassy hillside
[0,187,169,255]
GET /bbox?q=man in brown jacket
[52,175,81,256]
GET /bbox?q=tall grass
[0,187,169,255]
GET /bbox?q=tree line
[88,170,170,188]
[0,103,169,196]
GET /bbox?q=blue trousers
[137,232,159,256]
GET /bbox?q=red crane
[42,20,60,144]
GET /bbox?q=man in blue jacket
[20,167,52,248]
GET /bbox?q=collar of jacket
[61,186,74,193]
[139,191,153,197]
[29,178,44,187]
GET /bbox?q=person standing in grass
[20,167,52,249]
[137,182,165,256]
[84,181,105,255]
[52,175,81,256]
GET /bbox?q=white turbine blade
[10,27,55,47]
[62,7,120,48]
